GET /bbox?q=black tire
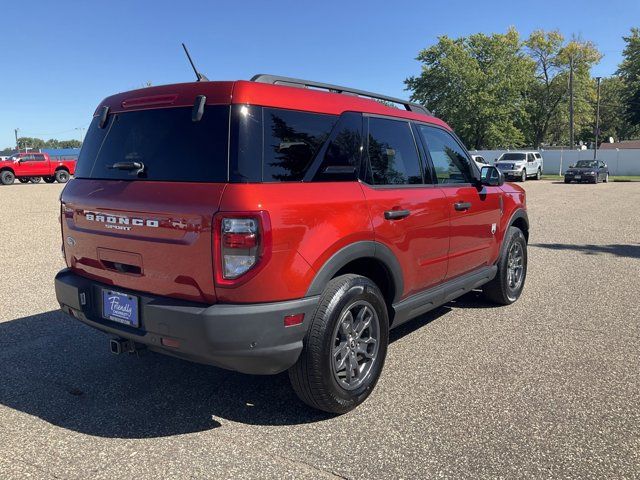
[536,169,541,180]
[18,177,30,184]
[289,274,389,414]
[520,170,526,182]
[0,170,15,185]
[564,178,570,184]
[55,169,70,183]
[43,176,55,183]
[29,177,42,184]
[482,226,527,305]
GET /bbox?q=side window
[34,154,45,161]
[527,153,534,162]
[366,117,422,185]
[313,112,362,181]
[263,108,337,182]
[418,125,473,184]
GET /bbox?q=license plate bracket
[102,289,139,328]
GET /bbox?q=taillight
[213,211,271,286]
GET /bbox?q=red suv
[55,75,529,413]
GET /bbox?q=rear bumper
[54,268,319,375]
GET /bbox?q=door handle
[454,202,472,211]
[384,209,411,220]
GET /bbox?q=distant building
[599,140,640,150]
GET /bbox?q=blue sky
[1,0,638,148]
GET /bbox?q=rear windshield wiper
[109,161,144,171]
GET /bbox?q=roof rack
[250,74,432,116]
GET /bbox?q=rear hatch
[61,90,232,304]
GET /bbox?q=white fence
[470,149,640,176]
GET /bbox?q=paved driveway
[0,180,638,479]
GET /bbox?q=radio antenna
[182,43,208,82]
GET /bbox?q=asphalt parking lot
[0,180,638,479]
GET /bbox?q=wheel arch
[55,166,70,172]
[0,167,15,175]
[508,209,529,242]
[305,241,404,310]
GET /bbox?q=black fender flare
[305,241,404,303]
[507,209,529,235]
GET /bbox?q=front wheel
[536,169,541,180]
[55,170,70,183]
[289,274,389,414]
[520,170,526,182]
[483,226,527,305]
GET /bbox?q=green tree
[15,137,82,150]
[617,28,640,128]
[406,29,535,149]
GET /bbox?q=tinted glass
[501,153,526,161]
[263,108,337,182]
[418,125,473,184]
[74,106,229,182]
[366,117,422,185]
[313,112,362,182]
[230,104,263,182]
[34,154,45,161]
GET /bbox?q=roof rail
[250,74,432,116]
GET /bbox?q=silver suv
[495,151,544,182]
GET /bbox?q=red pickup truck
[0,152,75,185]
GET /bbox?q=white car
[471,155,489,170]
[494,151,544,182]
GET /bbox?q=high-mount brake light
[213,212,272,286]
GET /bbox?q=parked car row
[0,153,76,185]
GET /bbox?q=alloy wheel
[506,242,524,291]
[331,300,380,391]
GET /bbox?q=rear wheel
[55,169,70,183]
[1,170,15,185]
[29,177,42,183]
[520,170,526,182]
[18,177,30,184]
[289,274,389,414]
[604,173,609,183]
[43,176,55,183]
[536,168,541,180]
[483,226,527,305]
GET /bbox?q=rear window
[75,106,229,182]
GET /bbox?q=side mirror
[480,166,504,186]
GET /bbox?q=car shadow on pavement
[530,242,640,259]
[0,305,456,438]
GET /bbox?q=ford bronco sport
[55,75,529,414]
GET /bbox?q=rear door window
[263,108,337,182]
[364,117,422,185]
[312,112,363,182]
[74,106,230,182]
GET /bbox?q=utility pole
[593,76,601,160]
[569,56,574,150]
[14,128,19,151]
